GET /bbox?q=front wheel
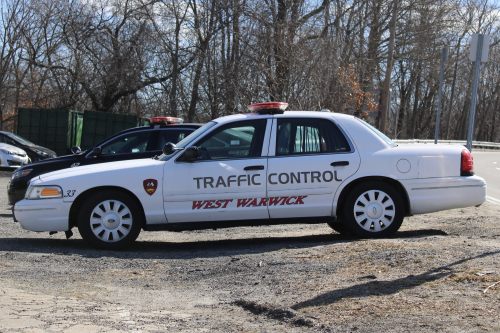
[344,181,405,238]
[77,190,142,250]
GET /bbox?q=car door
[266,117,360,218]
[163,119,272,223]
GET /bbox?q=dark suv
[0,131,56,162]
[7,122,201,204]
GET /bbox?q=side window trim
[260,119,273,157]
[146,130,160,151]
[268,119,277,156]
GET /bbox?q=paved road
[472,150,500,204]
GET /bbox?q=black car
[0,131,56,162]
[7,121,201,204]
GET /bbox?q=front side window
[100,131,152,155]
[276,118,350,155]
[186,119,267,161]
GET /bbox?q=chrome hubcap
[354,190,395,232]
[90,200,132,242]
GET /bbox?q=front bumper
[7,178,29,205]
[14,198,71,232]
[0,154,29,168]
[401,175,487,215]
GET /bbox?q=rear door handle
[331,161,349,167]
[244,165,265,171]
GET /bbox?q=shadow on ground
[292,250,500,310]
[0,228,447,259]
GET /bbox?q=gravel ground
[0,172,499,332]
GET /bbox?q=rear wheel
[344,181,404,238]
[77,190,142,250]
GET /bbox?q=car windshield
[357,119,397,147]
[159,121,217,161]
[4,132,35,146]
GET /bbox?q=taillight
[461,149,474,176]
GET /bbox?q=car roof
[213,111,354,125]
[89,123,203,149]
[112,123,202,135]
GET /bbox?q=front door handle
[244,165,265,171]
[331,161,349,167]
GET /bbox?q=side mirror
[162,142,176,155]
[92,147,102,157]
[184,146,199,162]
[71,146,81,154]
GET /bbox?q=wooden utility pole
[379,0,398,133]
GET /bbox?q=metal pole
[445,60,458,140]
[393,89,399,140]
[379,0,398,133]
[466,35,483,152]
[434,46,448,144]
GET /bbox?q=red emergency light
[150,117,184,124]
[248,102,288,114]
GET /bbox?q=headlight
[25,185,63,199]
[11,169,32,180]
[30,148,48,156]
[1,149,15,155]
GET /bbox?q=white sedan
[0,143,29,169]
[14,103,486,249]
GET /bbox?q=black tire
[77,190,142,250]
[327,222,353,235]
[344,181,404,238]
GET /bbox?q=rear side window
[100,131,152,155]
[156,129,194,150]
[276,118,350,155]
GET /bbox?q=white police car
[14,102,487,249]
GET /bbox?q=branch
[297,0,330,28]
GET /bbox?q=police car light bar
[248,102,288,114]
[150,117,184,124]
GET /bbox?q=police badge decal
[143,179,158,196]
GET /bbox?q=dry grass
[447,271,499,283]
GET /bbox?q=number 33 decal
[64,190,76,197]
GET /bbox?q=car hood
[36,158,161,183]
[0,143,27,155]
[18,153,81,170]
[33,145,56,155]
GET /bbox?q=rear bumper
[14,198,70,232]
[401,176,486,215]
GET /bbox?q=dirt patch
[0,173,499,332]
